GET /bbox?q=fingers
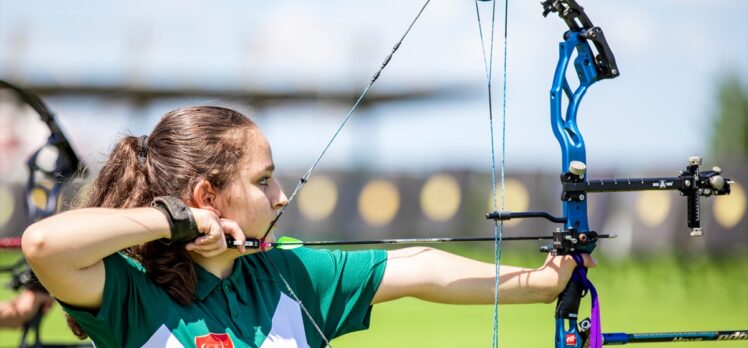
[544,253,598,269]
[185,211,224,256]
[186,222,227,257]
[580,254,597,268]
[220,219,247,254]
[184,211,249,257]
[41,295,54,313]
[13,290,46,322]
[540,253,598,297]
[32,291,54,313]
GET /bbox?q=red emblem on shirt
[195,333,235,348]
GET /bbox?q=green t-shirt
[61,248,388,348]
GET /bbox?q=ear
[192,180,222,217]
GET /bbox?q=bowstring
[260,0,432,243]
[257,2,433,347]
[260,252,333,347]
[475,0,508,346]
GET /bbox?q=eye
[258,176,270,186]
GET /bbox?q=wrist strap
[151,196,201,244]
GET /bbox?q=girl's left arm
[372,247,595,305]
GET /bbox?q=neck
[190,250,240,279]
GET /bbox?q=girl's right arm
[22,208,172,309]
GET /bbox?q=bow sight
[561,157,731,237]
[487,156,733,253]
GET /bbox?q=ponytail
[66,106,256,339]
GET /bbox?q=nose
[273,179,289,210]
[275,191,288,210]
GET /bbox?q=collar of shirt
[194,258,247,301]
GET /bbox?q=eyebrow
[263,164,275,173]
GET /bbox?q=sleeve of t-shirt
[280,247,388,339]
[58,252,154,346]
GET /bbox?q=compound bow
[484,1,742,346]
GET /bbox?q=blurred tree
[711,74,748,161]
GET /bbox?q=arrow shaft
[228,234,615,249]
[272,236,549,247]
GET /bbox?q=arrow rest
[541,228,599,256]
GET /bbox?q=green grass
[1,248,747,347]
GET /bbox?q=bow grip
[555,268,585,348]
[556,270,584,320]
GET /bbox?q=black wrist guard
[151,196,201,244]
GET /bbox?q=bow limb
[0,80,86,225]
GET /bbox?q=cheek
[222,192,235,208]
[243,189,271,218]
[216,197,234,215]
[238,197,273,236]
[215,186,241,219]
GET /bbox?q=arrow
[227,234,617,250]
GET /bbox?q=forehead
[241,129,274,172]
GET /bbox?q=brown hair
[67,106,256,338]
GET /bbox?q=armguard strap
[151,196,201,244]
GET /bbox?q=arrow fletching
[273,236,305,250]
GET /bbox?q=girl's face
[213,129,287,241]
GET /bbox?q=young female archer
[22,106,594,347]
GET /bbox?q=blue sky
[1,0,746,175]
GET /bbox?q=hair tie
[136,135,149,167]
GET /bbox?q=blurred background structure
[1,1,747,347]
[1,0,746,256]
